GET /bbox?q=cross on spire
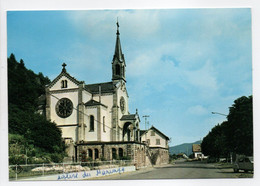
[62,63,67,72]
[116,18,120,35]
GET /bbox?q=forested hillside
[8,53,66,165]
[169,140,201,156]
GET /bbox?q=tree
[201,122,228,159]
[226,96,253,156]
[201,95,253,159]
[8,53,65,163]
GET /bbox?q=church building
[43,21,169,167]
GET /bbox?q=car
[233,156,253,173]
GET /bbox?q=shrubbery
[8,54,66,165]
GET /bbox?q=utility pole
[143,115,150,130]
[143,115,150,143]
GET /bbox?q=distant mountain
[169,140,202,156]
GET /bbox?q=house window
[103,116,106,132]
[156,139,160,145]
[61,80,68,88]
[151,131,155,136]
[147,139,150,145]
[89,115,94,131]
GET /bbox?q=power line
[7,66,139,139]
[49,93,135,138]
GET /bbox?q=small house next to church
[40,21,169,167]
[140,126,170,165]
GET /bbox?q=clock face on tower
[120,97,125,114]
[56,98,73,118]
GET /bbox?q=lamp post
[211,111,233,164]
[211,112,227,116]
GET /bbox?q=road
[93,159,253,180]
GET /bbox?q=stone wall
[150,148,169,165]
[76,142,152,168]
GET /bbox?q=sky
[7,9,252,146]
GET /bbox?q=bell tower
[112,20,126,82]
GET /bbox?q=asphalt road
[93,159,253,180]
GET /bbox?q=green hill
[169,140,202,156]
[8,53,66,164]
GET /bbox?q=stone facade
[76,142,151,168]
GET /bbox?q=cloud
[184,60,218,93]
[65,10,161,40]
[187,105,208,116]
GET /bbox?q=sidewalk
[89,164,173,180]
[13,165,136,181]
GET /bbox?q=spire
[113,19,124,62]
[112,19,126,82]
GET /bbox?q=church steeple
[112,20,126,82]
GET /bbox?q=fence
[9,160,133,180]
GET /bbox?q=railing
[9,160,133,180]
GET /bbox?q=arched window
[89,115,94,131]
[88,149,93,159]
[64,80,67,88]
[95,149,99,160]
[112,148,117,159]
[103,116,106,132]
[115,64,120,75]
[119,148,123,158]
[81,151,86,162]
[61,80,68,88]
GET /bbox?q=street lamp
[211,111,233,164]
[211,112,227,116]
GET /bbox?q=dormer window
[61,80,68,88]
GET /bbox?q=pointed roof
[192,144,201,152]
[47,63,81,89]
[85,99,108,108]
[113,20,125,63]
[140,126,170,140]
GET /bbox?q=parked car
[233,156,253,173]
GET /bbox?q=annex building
[42,22,169,167]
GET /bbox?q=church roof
[120,114,137,121]
[85,99,108,108]
[140,130,147,137]
[84,82,115,94]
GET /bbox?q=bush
[50,153,64,163]
[121,156,131,160]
